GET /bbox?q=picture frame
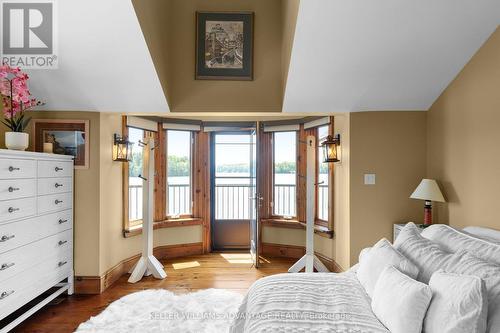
[32,119,90,169]
[195,11,254,80]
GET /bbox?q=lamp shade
[410,179,445,202]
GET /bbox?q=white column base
[128,255,167,283]
[288,254,330,273]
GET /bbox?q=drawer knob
[55,167,64,172]
[55,183,63,188]
[0,290,14,300]
[58,240,67,246]
[0,235,15,242]
[54,199,63,205]
[8,207,19,213]
[8,166,20,172]
[8,187,19,193]
[58,261,68,267]
[58,219,68,224]
[0,263,15,271]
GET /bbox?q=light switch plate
[364,174,376,185]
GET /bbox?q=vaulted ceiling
[24,0,500,114]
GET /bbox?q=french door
[249,128,260,267]
[210,129,260,260]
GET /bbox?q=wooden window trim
[123,217,203,238]
[260,218,334,239]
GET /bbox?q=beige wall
[349,111,427,265]
[98,113,202,275]
[0,111,101,276]
[427,28,500,230]
[133,0,283,113]
[281,0,300,96]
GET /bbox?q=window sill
[261,218,334,239]
[123,217,203,238]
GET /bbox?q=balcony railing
[129,183,329,222]
[129,184,143,221]
[215,184,253,220]
[167,184,191,216]
[273,184,297,217]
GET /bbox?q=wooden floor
[10,253,295,333]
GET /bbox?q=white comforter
[230,271,389,333]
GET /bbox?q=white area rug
[75,289,244,333]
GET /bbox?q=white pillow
[445,250,500,333]
[358,247,372,263]
[357,238,419,297]
[394,222,452,283]
[424,270,488,333]
[371,266,432,333]
[422,224,500,266]
[463,226,500,245]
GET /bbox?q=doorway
[210,130,259,260]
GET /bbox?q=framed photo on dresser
[32,119,90,169]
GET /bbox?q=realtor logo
[1,0,58,69]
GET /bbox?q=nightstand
[393,223,427,242]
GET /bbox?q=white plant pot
[5,132,29,151]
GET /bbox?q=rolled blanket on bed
[230,271,389,333]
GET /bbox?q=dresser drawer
[0,197,36,223]
[0,158,36,179]
[0,210,72,254]
[38,160,73,178]
[38,192,72,214]
[0,229,72,283]
[38,177,73,196]
[0,250,72,320]
[0,179,36,201]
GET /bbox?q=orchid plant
[0,63,43,132]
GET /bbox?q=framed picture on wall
[196,11,254,80]
[32,119,90,169]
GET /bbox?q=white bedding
[230,271,389,333]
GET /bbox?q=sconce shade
[410,179,445,202]
[321,134,340,163]
[113,134,133,162]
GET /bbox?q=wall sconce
[321,134,340,163]
[112,134,133,162]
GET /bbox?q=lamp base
[424,201,432,225]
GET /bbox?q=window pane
[167,130,192,216]
[128,127,144,222]
[273,131,297,217]
[318,125,329,221]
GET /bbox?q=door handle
[0,235,15,242]
[8,187,19,192]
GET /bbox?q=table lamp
[410,179,446,225]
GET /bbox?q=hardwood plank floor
[9,253,295,333]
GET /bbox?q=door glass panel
[214,133,253,220]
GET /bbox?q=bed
[231,224,500,333]
[230,270,389,333]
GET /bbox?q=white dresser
[0,150,74,332]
